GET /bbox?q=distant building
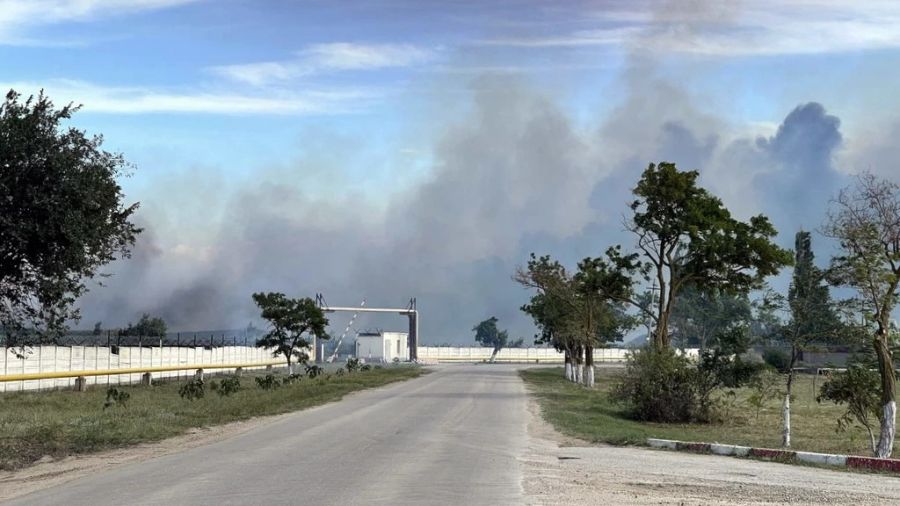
[356,330,409,362]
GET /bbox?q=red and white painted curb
[647,438,900,472]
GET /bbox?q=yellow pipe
[0,360,283,382]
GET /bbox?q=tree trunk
[574,346,583,385]
[874,329,896,458]
[782,389,791,448]
[782,348,798,448]
[564,349,573,381]
[584,346,595,388]
[489,347,499,363]
[286,355,294,375]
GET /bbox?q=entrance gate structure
[315,294,419,362]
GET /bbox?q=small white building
[356,330,409,362]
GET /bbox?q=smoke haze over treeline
[70,2,899,343]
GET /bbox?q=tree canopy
[621,162,792,349]
[120,314,168,338]
[0,90,140,347]
[253,292,329,374]
[473,316,509,361]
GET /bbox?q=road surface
[8,364,900,505]
[8,365,528,505]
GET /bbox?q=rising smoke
[76,5,868,343]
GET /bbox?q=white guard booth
[355,331,409,362]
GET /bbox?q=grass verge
[521,367,878,457]
[0,365,424,470]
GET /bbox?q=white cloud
[0,0,198,45]
[210,42,435,87]
[0,79,376,115]
[480,1,900,57]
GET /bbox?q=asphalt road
[12,364,900,505]
[8,365,527,506]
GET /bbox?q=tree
[121,313,167,338]
[824,172,900,458]
[621,163,792,350]
[515,253,634,386]
[252,292,329,374]
[776,231,842,447]
[0,90,140,348]
[473,317,509,363]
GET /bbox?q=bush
[346,358,360,373]
[612,348,698,423]
[305,364,324,378]
[361,364,372,371]
[762,348,791,373]
[255,374,280,390]
[335,369,345,377]
[211,376,241,397]
[179,378,205,401]
[817,364,882,453]
[282,373,303,385]
[747,369,782,420]
[103,387,130,409]
[613,343,763,424]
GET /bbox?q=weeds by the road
[0,365,424,470]
[521,367,878,457]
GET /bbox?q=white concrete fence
[0,345,278,392]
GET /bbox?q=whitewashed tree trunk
[489,348,499,363]
[877,401,896,458]
[584,365,595,388]
[287,361,294,375]
[564,361,573,381]
[575,364,583,384]
[781,393,791,447]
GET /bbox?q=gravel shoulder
[522,395,900,505]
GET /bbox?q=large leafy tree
[0,90,139,347]
[252,292,329,374]
[472,316,509,363]
[824,172,900,458]
[515,253,634,386]
[620,162,792,350]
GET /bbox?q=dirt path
[522,399,900,505]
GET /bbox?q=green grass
[521,367,878,456]
[0,365,425,470]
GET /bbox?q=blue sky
[4,0,900,338]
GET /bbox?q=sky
[3,0,900,343]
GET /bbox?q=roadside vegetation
[516,163,900,458]
[521,367,886,457]
[0,364,423,470]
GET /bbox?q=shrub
[762,348,791,373]
[255,374,280,390]
[211,376,241,397]
[305,364,324,378]
[335,369,345,377]
[282,373,303,385]
[361,364,372,371]
[747,369,782,420]
[612,348,697,423]
[346,357,360,373]
[817,364,882,454]
[179,378,205,400]
[103,387,130,409]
